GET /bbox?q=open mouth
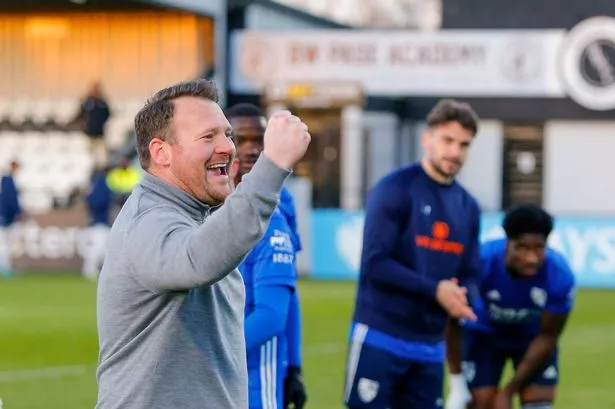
[206,162,229,177]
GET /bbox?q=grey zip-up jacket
[95,155,290,409]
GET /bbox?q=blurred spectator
[106,156,141,207]
[0,161,23,277]
[75,81,111,168]
[83,166,113,281]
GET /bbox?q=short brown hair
[134,79,220,169]
[426,99,479,136]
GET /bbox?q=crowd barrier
[310,209,615,289]
[0,205,89,271]
[6,206,615,290]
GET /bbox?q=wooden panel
[0,11,214,102]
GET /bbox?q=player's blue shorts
[462,328,559,389]
[344,343,444,409]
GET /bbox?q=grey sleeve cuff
[241,154,292,195]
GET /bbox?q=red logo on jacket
[415,222,464,255]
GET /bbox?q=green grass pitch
[0,275,612,408]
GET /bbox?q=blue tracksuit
[278,187,303,370]
[0,175,22,227]
[87,172,113,226]
[241,201,298,409]
[461,239,576,388]
[345,163,481,409]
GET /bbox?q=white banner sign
[230,29,567,98]
[230,16,615,111]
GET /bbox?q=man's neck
[420,157,453,185]
[148,166,190,195]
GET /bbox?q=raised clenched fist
[263,110,311,170]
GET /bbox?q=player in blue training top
[344,99,482,409]
[445,205,576,409]
[227,103,307,409]
[278,187,308,409]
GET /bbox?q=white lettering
[272,253,294,264]
[488,304,539,323]
[1,221,90,260]
[23,222,42,259]
[546,230,566,254]
[592,228,615,274]
[40,226,64,259]
[564,227,592,272]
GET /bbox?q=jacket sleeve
[361,178,439,298]
[285,290,303,366]
[458,201,482,305]
[244,284,293,352]
[127,155,291,292]
[244,211,297,350]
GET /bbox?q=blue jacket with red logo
[352,163,481,345]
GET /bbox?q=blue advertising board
[311,210,615,289]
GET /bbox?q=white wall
[544,121,615,216]
[399,121,419,166]
[458,120,503,211]
[363,111,399,188]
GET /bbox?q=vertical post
[340,104,363,210]
[214,2,228,107]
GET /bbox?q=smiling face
[149,96,236,205]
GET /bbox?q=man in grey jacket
[95,79,311,409]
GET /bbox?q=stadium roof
[0,0,348,27]
[228,0,352,28]
[0,0,218,15]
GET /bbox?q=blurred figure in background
[278,186,308,409]
[75,81,111,168]
[82,166,114,281]
[446,205,576,409]
[106,156,141,207]
[227,103,308,409]
[0,161,23,277]
[344,99,481,409]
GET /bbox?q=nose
[214,134,235,155]
[449,142,463,158]
[525,252,539,265]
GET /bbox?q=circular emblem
[239,34,275,87]
[560,16,615,111]
[432,222,450,240]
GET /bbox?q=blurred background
[0,0,614,408]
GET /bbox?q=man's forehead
[173,96,229,126]
[432,122,473,140]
